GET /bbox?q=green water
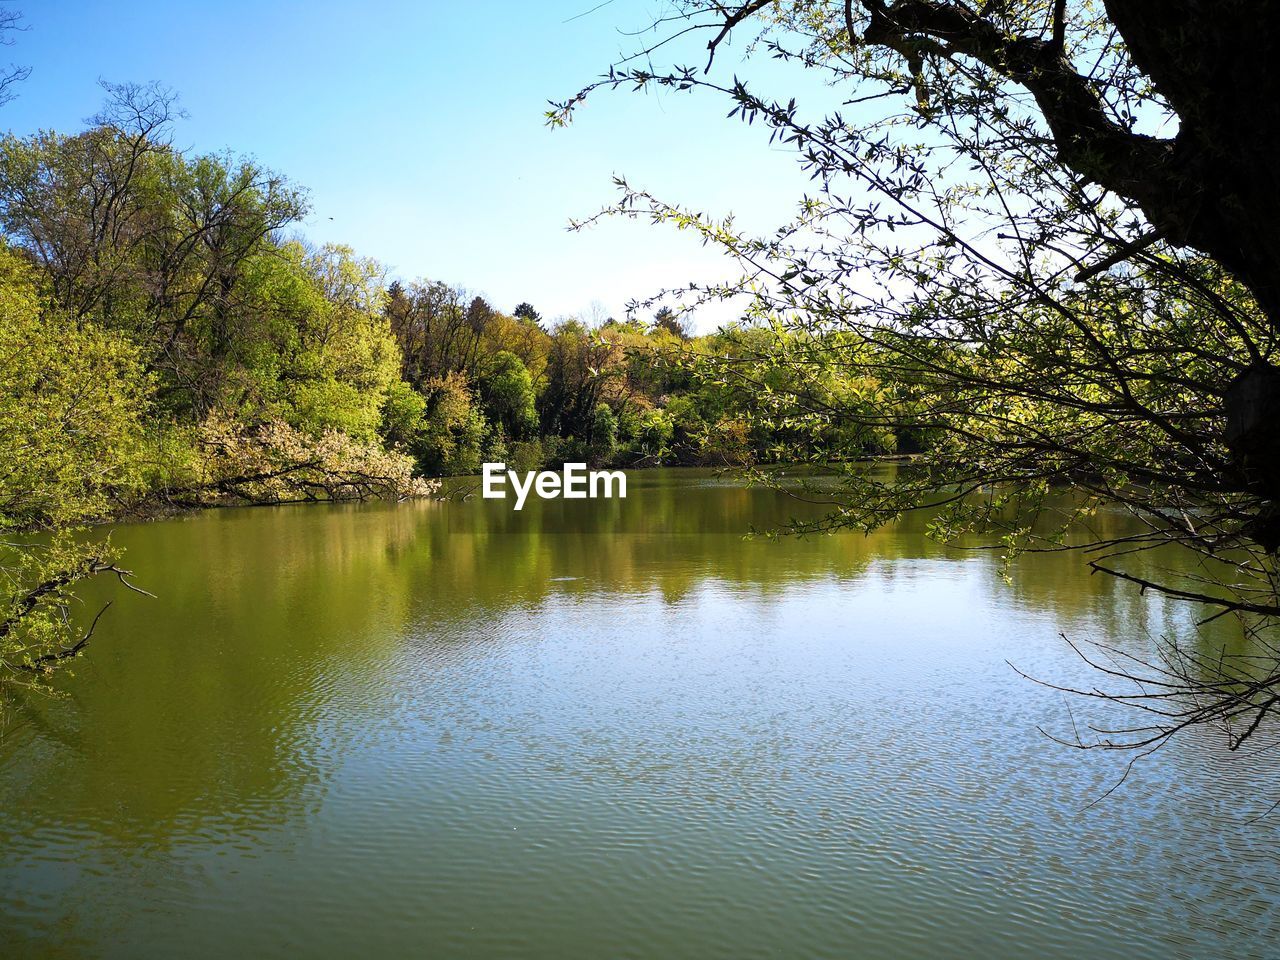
[1,469,1276,958]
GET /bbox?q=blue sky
[0,1,817,330]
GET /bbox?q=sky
[0,1,820,331]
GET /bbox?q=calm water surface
[1,469,1277,958]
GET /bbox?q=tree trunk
[1105,1,1280,322]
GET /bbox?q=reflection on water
[0,469,1277,959]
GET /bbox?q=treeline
[384,291,905,478]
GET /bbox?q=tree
[513,301,542,326]
[414,372,488,476]
[552,1,1280,756]
[588,403,619,465]
[653,306,690,339]
[583,299,611,329]
[165,415,433,508]
[0,7,28,108]
[386,280,483,384]
[0,244,152,679]
[481,309,551,381]
[0,20,156,681]
[479,350,538,439]
[539,318,618,440]
[0,81,306,415]
[466,295,495,336]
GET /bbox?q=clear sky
[0,1,817,330]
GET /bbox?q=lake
[1,469,1277,958]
